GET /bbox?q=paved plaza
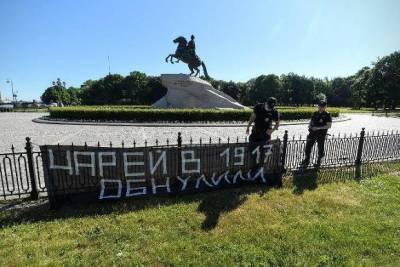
[1,112,400,152]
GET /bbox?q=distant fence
[1,129,400,201]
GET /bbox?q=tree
[66,87,82,105]
[119,71,149,104]
[368,51,400,109]
[238,82,250,105]
[147,76,167,103]
[280,73,313,106]
[220,81,240,100]
[329,77,352,107]
[247,74,281,105]
[81,74,124,105]
[350,67,370,109]
[41,78,71,104]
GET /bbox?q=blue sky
[0,0,399,101]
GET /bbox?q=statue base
[153,74,247,109]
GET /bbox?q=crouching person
[301,100,332,168]
[246,97,280,168]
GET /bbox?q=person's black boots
[314,158,322,168]
[300,158,310,168]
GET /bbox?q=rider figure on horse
[187,35,196,57]
[165,34,210,79]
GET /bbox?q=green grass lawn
[1,171,399,266]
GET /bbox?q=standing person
[246,97,280,146]
[300,100,332,168]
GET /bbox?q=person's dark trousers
[249,130,271,170]
[304,132,326,163]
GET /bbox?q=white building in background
[0,89,11,104]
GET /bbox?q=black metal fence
[1,129,400,200]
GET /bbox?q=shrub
[49,106,339,122]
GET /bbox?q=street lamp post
[6,79,18,103]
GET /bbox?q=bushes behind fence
[48,106,339,122]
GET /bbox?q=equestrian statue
[165,35,210,79]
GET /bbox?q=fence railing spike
[209,137,212,144]
[133,140,136,148]
[177,132,182,147]
[109,141,112,148]
[227,137,230,144]
[166,139,169,146]
[122,140,125,148]
[97,141,100,147]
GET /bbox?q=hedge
[49,107,339,122]
[67,105,153,109]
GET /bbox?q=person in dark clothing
[300,101,332,168]
[246,97,280,171]
[246,97,280,144]
[187,35,196,56]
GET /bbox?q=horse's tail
[201,61,210,80]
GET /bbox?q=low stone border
[32,115,350,127]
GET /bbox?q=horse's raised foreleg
[165,54,176,64]
[170,55,178,64]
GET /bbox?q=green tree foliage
[81,74,124,105]
[77,72,167,105]
[280,73,314,106]
[368,51,400,109]
[350,67,370,109]
[41,78,76,105]
[221,81,240,100]
[329,77,352,107]
[247,74,281,104]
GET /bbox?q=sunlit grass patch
[0,172,399,266]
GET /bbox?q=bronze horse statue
[165,36,210,79]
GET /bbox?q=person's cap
[267,97,277,106]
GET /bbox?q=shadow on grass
[0,184,271,232]
[197,185,270,231]
[291,168,319,195]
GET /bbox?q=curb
[32,116,351,127]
